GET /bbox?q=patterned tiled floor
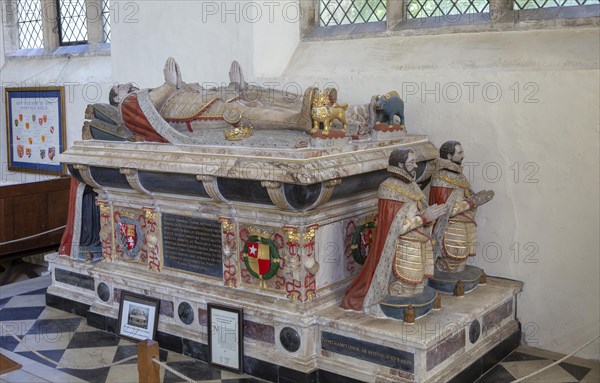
[1,277,598,383]
[474,346,599,383]
[0,278,266,383]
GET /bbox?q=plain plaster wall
[0,56,112,184]
[0,5,5,70]
[110,0,299,88]
[278,28,600,360]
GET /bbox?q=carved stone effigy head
[109,83,139,107]
[439,140,464,165]
[388,147,417,178]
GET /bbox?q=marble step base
[46,271,522,383]
[315,278,522,382]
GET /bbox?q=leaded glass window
[58,0,89,45]
[319,0,387,26]
[514,0,599,9]
[407,0,490,19]
[16,0,43,49]
[102,0,111,43]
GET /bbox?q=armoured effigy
[341,148,447,321]
[86,58,370,145]
[428,141,495,294]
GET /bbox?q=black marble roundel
[280,327,301,352]
[178,302,194,325]
[97,282,110,302]
[469,319,481,344]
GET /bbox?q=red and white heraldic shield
[247,241,271,276]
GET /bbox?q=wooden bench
[0,177,71,285]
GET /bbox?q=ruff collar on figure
[435,158,472,197]
[437,158,463,174]
[387,165,416,183]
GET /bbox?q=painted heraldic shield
[247,241,271,276]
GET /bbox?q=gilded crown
[224,124,253,141]
[248,226,272,239]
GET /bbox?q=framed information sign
[208,303,243,373]
[117,292,160,342]
[5,87,66,174]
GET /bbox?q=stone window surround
[300,0,600,40]
[2,0,109,60]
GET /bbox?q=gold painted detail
[143,208,156,222]
[117,209,138,219]
[358,214,377,226]
[248,226,272,239]
[310,89,348,136]
[258,278,267,289]
[224,124,253,141]
[97,201,110,215]
[434,174,471,190]
[218,218,233,232]
[303,225,319,242]
[384,183,425,202]
[283,226,300,243]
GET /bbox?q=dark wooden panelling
[1,177,70,257]
[48,189,70,229]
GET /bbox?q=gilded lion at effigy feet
[310,88,349,136]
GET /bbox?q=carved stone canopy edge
[57,139,438,185]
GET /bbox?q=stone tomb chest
[47,136,521,382]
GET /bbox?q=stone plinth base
[316,278,522,382]
[45,254,522,383]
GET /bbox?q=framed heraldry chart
[5,87,66,174]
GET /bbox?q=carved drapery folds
[262,181,293,210]
[307,179,342,210]
[120,168,152,195]
[263,179,342,211]
[73,164,101,189]
[198,175,229,203]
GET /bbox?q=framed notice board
[5,87,66,174]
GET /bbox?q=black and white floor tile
[0,284,267,383]
[474,347,599,383]
[1,279,598,383]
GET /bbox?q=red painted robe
[120,93,169,143]
[340,198,404,311]
[58,178,81,257]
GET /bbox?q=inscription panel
[162,214,223,278]
[321,331,414,373]
[55,268,94,290]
